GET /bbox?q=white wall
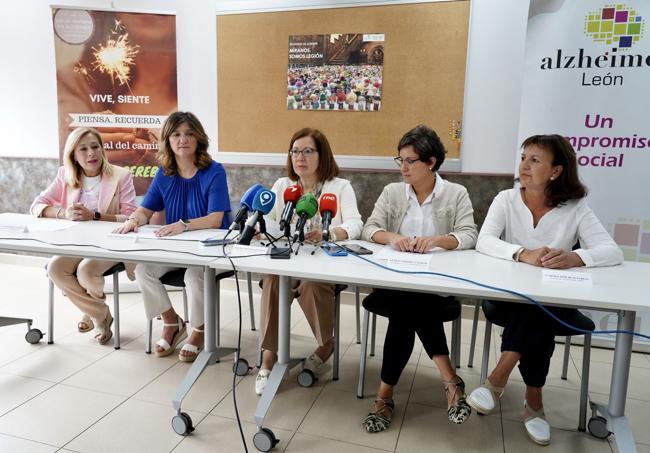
[1,0,526,175]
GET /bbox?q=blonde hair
[62,127,112,188]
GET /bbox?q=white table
[216,242,650,453]
[0,215,239,435]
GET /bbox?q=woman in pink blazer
[30,127,136,345]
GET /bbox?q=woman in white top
[467,134,623,446]
[255,128,363,395]
[361,125,478,432]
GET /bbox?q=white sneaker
[523,401,551,446]
[255,369,271,396]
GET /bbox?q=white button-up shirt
[398,175,445,238]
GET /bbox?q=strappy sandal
[78,314,94,333]
[178,327,204,362]
[443,376,472,424]
[363,397,395,433]
[467,380,504,415]
[155,316,187,358]
[93,311,113,345]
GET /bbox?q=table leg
[591,310,637,452]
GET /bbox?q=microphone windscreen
[252,189,276,214]
[241,183,264,209]
[295,193,318,219]
[283,184,303,203]
[319,193,338,218]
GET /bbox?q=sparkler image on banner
[90,20,140,96]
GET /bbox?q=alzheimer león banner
[51,8,177,195]
[518,1,650,349]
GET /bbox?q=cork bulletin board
[217,1,469,159]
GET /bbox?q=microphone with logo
[279,184,303,238]
[237,188,276,245]
[228,183,264,233]
[319,193,337,242]
[292,193,319,244]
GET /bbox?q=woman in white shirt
[467,134,623,446]
[361,125,478,432]
[255,128,363,395]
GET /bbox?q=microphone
[319,193,338,242]
[279,184,303,234]
[228,184,264,231]
[292,193,319,243]
[238,188,276,245]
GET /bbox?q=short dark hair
[287,128,340,182]
[521,134,587,207]
[158,111,212,176]
[397,124,446,172]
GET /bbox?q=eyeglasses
[393,156,421,167]
[289,147,317,157]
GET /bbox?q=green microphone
[293,193,319,242]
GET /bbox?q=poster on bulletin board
[286,33,384,112]
[51,7,178,195]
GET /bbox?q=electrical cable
[347,251,650,341]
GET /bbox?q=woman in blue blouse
[114,111,231,362]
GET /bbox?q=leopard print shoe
[444,376,472,424]
[362,397,395,433]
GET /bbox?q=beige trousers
[134,264,204,328]
[259,275,335,353]
[47,255,117,322]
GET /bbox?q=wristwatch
[180,219,190,232]
[93,211,101,221]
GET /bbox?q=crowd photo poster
[287,33,384,112]
[52,8,178,195]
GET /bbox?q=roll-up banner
[52,7,177,195]
[518,1,650,350]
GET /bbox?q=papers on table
[373,245,439,270]
[0,213,75,233]
[108,226,228,242]
[542,269,593,285]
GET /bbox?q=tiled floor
[0,258,648,452]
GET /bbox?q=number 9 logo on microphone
[260,191,273,206]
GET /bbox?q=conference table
[1,215,648,452]
[221,241,650,453]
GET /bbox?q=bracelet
[127,217,139,226]
[513,247,525,262]
[56,208,63,219]
[328,228,337,242]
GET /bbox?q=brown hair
[521,134,587,207]
[286,128,339,182]
[63,127,112,188]
[158,111,212,175]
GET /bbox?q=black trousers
[487,300,577,388]
[363,288,459,387]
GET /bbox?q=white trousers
[134,264,204,328]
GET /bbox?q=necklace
[82,175,101,192]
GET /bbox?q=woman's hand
[518,247,551,266]
[66,203,93,221]
[112,218,138,234]
[540,249,585,269]
[304,229,323,243]
[154,221,185,237]
[412,236,439,253]
[389,235,414,252]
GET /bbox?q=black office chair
[356,294,462,398]
[145,268,236,354]
[47,262,126,349]
[478,299,593,432]
[255,280,348,386]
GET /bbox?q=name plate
[230,244,269,256]
[542,269,592,285]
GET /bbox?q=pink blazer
[30,165,137,221]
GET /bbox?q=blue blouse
[142,161,231,228]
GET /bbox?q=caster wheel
[253,427,279,452]
[25,329,43,344]
[588,415,610,439]
[171,412,195,436]
[297,369,316,388]
[233,358,251,376]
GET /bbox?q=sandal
[443,376,472,424]
[155,316,187,357]
[93,312,113,345]
[467,380,504,415]
[523,401,551,445]
[178,327,204,362]
[363,397,395,433]
[78,314,94,333]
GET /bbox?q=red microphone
[279,184,303,233]
[319,193,338,242]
